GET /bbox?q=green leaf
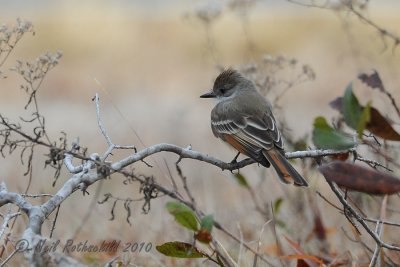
[166,202,198,231]
[233,173,249,188]
[343,83,363,130]
[273,198,284,214]
[200,214,214,232]
[156,242,205,258]
[312,116,355,150]
[357,101,371,139]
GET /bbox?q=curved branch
[112,143,351,171]
[0,183,32,213]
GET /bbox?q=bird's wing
[211,112,283,164]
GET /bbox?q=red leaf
[319,161,400,195]
[195,229,212,244]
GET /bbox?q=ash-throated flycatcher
[200,69,308,187]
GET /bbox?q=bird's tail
[262,149,308,187]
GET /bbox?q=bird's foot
[230,152,240,164]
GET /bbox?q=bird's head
[200,69,250,99]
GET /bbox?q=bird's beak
[200,91,216,98]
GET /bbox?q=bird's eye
[220,89,226,94]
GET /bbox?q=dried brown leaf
[330,152,349,161]
[358,70,385,92]
[297,259,311,267]
[366,107,400,141]
[329,97,342,112]
[312,205,326,241]
[319,161,400,195]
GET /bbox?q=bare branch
[327,181,400,252]
[20,193,53,198]
[64,152,83,174]
[287,0,400,49]
[286,0,330,9]
[0,182,33,212]
[285,148,354,159]
[369,221,383,267]
[356,155,393,172]
[0,211,21,240]
[93,94,136,161]
[114,143,352,171]
[346,4,400,47]
[363,218,400,228]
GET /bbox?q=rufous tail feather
[262,149,308,187]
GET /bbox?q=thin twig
[21,193,53,198]
[72,181,103,239]
[0,211,21,240]
[0,248,19,267]
[316,190,342,211]
[270,203,286,267]
[363,218,400,228]
[93,93,136,160]
[49,205,60,238]
[369,221,383,267]
[164,159,178,192]
[175,163,196,207]
[236,222,244,267]
[327,181,400,252]
[356,155,393,172]
[253,219,273,267]
[286,0,330,9]
[346,4,400,47]
[94,94,112,147]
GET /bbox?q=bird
[200,69,308,187]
